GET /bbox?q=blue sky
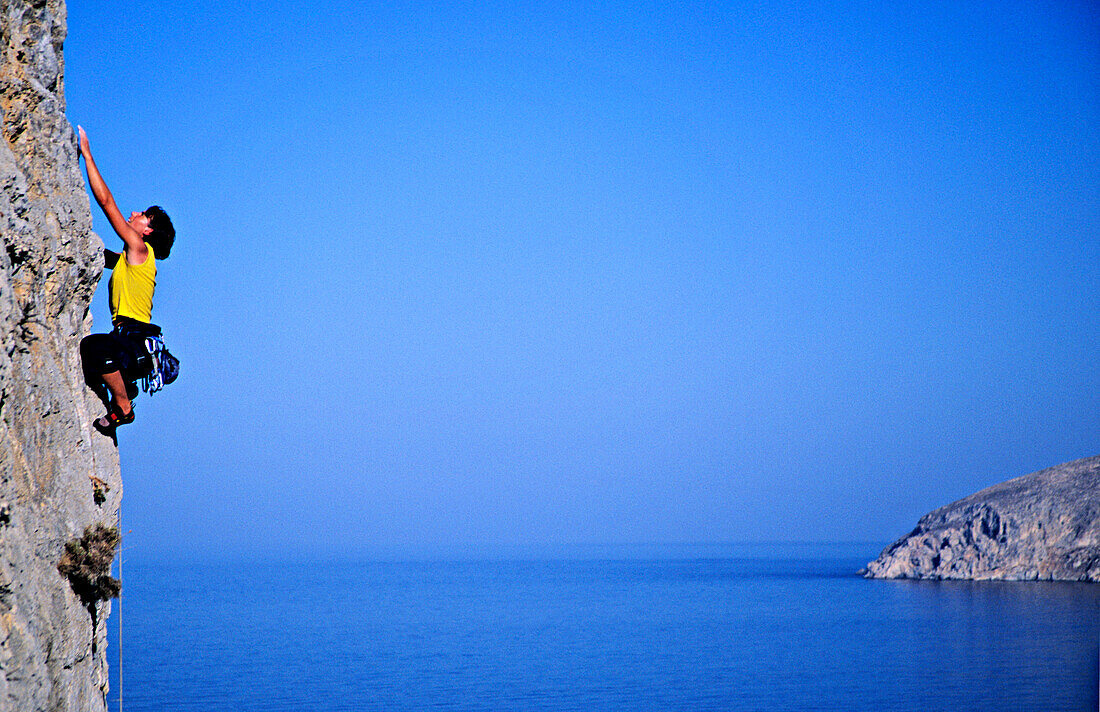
[64,0,1099,557]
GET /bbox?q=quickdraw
[141,334,180,395]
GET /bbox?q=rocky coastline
[862,455,1100,582]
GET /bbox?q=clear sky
[63,0,1099,558]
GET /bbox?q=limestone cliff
[1,1,121,710]
[862,455,1100,582]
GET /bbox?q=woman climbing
[77,126,175,432]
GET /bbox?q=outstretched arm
[78,126,148,263]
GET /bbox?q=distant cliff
[863,455,1100,582]
[1,1,121,710]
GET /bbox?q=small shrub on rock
[57,525,121,604]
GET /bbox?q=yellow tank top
[109,243,157,323]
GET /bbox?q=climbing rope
[85,414,120,712]
[118,498,123,712]
[80,354,129,712]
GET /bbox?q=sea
[106,543,1099,711]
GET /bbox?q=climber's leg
[100,370,132,417]
[81,332,138,431]
[79,334,113,407]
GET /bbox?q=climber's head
[141,205,175,259]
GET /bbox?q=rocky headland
[862,455,1100,582]
[1,1,121,710]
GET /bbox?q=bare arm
[78,126,148,264]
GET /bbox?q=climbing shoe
[94,404,135,433]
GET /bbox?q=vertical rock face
[862,455,1100,582]
[1,1,121,710]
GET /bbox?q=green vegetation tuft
[57,525,121,604]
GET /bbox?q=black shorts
[80,328,154,382]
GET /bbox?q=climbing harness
[110,317,179,397]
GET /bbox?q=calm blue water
[107,544,1099,711]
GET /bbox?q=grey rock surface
[863,455,1100,582]
[1,1,121,710]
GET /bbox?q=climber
[76,126,175,433]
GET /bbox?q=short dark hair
[144,205,175,259]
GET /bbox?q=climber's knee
[80,333,122,377]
